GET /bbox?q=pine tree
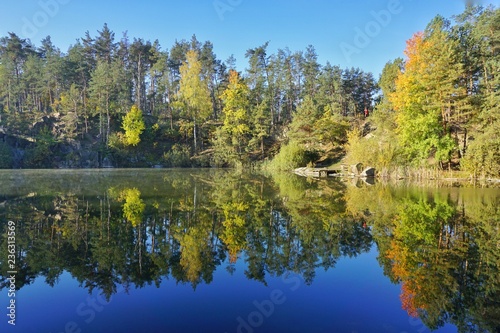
[212,70,250,166]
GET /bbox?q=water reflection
[346,184,500,332]
[0,170,498,332]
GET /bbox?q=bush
[163,144,192,167]
[345,127,400,170]
[266,141,317,171]
[462,129,500,178]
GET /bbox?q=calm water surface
[0,169,498,333]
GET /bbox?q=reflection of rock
[360,167,375,177]
[362,177,375,185]
[350,163,364,175]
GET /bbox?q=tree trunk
[462,128,467,157]
[137,56,142,111]
[106,92,110,145]
[193,112,197,153]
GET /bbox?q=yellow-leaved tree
[390,16,464,167]
[177,50,212,153]
[122,105,145,146]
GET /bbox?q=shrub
[462,129,500,178]
[266,141,317,171]
[163,144,192,167]
[345,127,400,170]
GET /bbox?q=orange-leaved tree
[390,16,465,167]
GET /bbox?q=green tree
[288,95,321,145]
[461,7,500,177]
[89,59,128,145]
[390,17,461,167]
[378,58,403,107]
[248,100,270,157]
[56,83,82,141]
[213,70,250,166]
[245,43,274,128]
[314,108,349,147]
[129,38,152,112]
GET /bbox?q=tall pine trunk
[193,112,197,153]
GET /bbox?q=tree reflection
[0,171,498,332]
[345,184,500,333]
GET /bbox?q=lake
[0,169,498,333]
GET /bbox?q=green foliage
[266,141,317,171]
[345,125,400,169]
[108,132,125,150]
[24,127,58,168]
[396,111,455,166]
[0,8,498,175]
[314,108,350,146]
[122,105,145,146]
[344,9,500,174]
[163,144,191,167]
[460,7,500,178]
[462,125,500,177]
[57,84,82,141]
[0,141,13,168]
[89,59,129,145]
[378,58,403,99]
[288,96,321,145]
[211,127,241,168]
[390,21,461,167]
[212,70,251,167]
[248,100,270,156]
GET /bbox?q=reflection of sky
[3,248,458,333]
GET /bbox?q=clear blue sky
[0,0,499,77]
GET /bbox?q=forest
[0,5,498,177]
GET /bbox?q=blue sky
[1,0,499,77]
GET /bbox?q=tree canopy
[0,5,498,178]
